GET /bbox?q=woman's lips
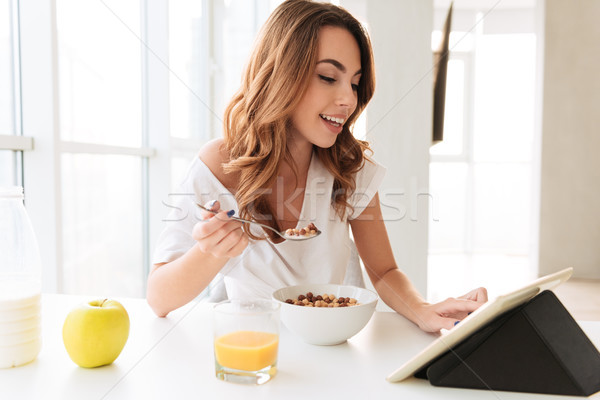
[319,114,344,134]
[320,116,343,134]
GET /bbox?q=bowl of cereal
[272,284,378,345]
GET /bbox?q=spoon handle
[195,203,284,238]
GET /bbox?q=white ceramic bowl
[272,283,378,346]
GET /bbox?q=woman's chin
[312,136,339,149]
[314,142,336,149]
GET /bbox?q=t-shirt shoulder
[347,158,387,220]
[151,157,238,265]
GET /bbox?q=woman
[147,0,487,332]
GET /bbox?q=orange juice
[214,330,279,371]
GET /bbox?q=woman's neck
[284,136,313,177]
[264,139,313,231]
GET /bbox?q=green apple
[62,299,130,368]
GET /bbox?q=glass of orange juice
[213,299,280,385]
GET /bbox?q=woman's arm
[146,203,248,317]
[350,193,487,332]
[147,140,248,317]
[147,245,226,318]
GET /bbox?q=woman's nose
[336,83,357,109]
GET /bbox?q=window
[167,0,278,188]
[55,0,146,296]
[167,0,212,189]
[428,7,538,301]
[57,0,142,147]
[168,0,207,142]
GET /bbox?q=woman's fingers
[417,289,489,332]
[192,200,247,258]
[437,315,462,331]
[416,308,459,332]
[216,226,249,258]
[193,211,228,239]
[193,200,232,239]
[194,218,243,253]
[458,287,488,303]
[436,297,482,315]
[198,199,220,218]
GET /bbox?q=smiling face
[290,26,362,150]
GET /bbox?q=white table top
[1,294,599,400]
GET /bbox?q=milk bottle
[0,187,42,368]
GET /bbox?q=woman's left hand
[413,287,488,333]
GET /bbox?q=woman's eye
[318,75,335,83]
[351,84,359,91]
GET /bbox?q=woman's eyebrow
[316,58,362,76]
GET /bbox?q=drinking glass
[213,299,280,385]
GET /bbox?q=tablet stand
[415,290,600,396]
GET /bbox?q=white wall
[539,0,600,279]
[343,0,433,296]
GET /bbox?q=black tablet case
[415,290,600,396]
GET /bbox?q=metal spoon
[196,203,321,241]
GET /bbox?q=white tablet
[386,267,573,382]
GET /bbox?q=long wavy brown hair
[223,0,376,240]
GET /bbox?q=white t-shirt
[152,152,386,300]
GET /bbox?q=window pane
[0,0,15,135]
[168,0,207,140]
[428,162,468,251]
[216,0,278,116]
[0,150,16,186]
[56,0,142,147]
[220,0,266,109]
[471,162,531,252]
[473,34,536,163]
[61,153,143,297]
[168,0,275,141]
